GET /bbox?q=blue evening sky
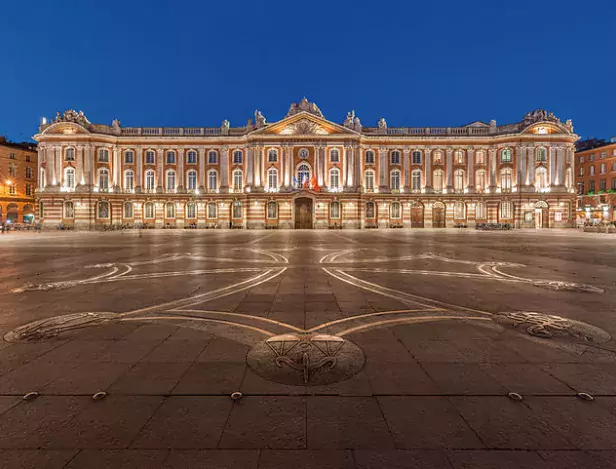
[0,0,614,143]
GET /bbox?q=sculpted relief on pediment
[279,119,329,135]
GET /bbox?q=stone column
[177,148,184,191]
[55,146,62,186]
[488,148,497,191]
[198,147,206,190]
[113,147,121,190]
[527,145,535,187]
[156,148,164,191]
[467,148,475,192]
[378,146,388,192]
[220,147,229,192]
[136,147,143,191]
[253,146,261,188]
[424,148,432,192]
[245,146,253,190]
[445,148,453,190]
[556,145,565,188]
[85,145,93,187]
[403,147,410,191]
[280,145,287,188]
[76,146,84,186]
[549,146,556,188]
[38,146,46,188]
[317,145,325,187]
[355,145,361,191]
[286,145,293,188]
[517,146,526,189]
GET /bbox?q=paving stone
[538,450,616,469]
[109,362,193,395]
[171,362,245,394]
[65,450,168,468]
[307,397,394,449]
[450,396,574,449]
[0,450,78,469]
[540,363,616,394]
[354,450,453,469]
[241,368,306,395]
[141,339,209,363]
[447,449,546,468]
[307,369,373,396]
[0,358,78,394]
[378,397,484,449]
[163,449,259,468]
[132,397,232,449]
[365,360,438,395]
[422,364,507,395]
[480,363,573,394]
[43,362,133,394]
[196,337,251,363]
[220,397,306,449]
[258,450,354,469]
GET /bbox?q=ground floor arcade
[0,198,35,225]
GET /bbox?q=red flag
[310,174,319,191]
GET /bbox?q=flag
[310,174,319,192]
[293,176,298,188]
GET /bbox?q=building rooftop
[576,137,616,152]
[0,136,37,152]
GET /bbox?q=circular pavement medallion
[493,311,611,344]
[247,333,365,386]
[4,312,116,343]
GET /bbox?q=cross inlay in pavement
[0,229,615,468]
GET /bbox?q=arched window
[267,168,278,189]
[364,170,375,191]
[267,201,277,219]
[500,168,513,190]
[124,170,134,191]
[535,147,547,162]
[411,169,421,191]
[124,150,134,164]
[64,167,76,189]
[268,149,278,162]
[144,202,154,219]
[208,170,218,190]
[297,164,311,186]
[433,169,444,192]
[500,201,513,219]
[208,150,218,164]
[366,201,376,218]
[166,151,176,164]
[98,149,109,163]
[186,202,196,218]
[166,202,175,219]
[65,148,75,161]
[98,201,109,219]
[454,169,465,192]
[232,170,243,191]
[232,201,242,218]
[98,169,109,189]
[145,170,155,190]
[166,170,176,191]
[186,170,197,190]
[145,150,155,164]
[454,150,464,164]
[365,150,375,164]
[454,201,466,219]
[390,202,401,219]
[207,202,217,218]
[433,151,443,164]
[535,167,548,189]
[500,148,512,163]
[233,150,243,164]
[390,151,401,165]
[330,148,340,163]
[475,170,486,192]
[124,202,133,218]
[330,201,341,219]
[329,168,340,189]
[64,201,74,218]
[476,202,486,219]
[390,170,401,190]
[186,150,197,164]
[412,150,422,164]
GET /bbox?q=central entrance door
[411,204,424,228]
[432,203,445,228]
[295,197,313,229]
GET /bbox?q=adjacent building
[0,137,37,224]
[33,100,577,230]
[575,137,616,224]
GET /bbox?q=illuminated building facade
[34,100,577,229]
[0,138,37,224]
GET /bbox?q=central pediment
[251,112,358,136]
[280,118,329,135]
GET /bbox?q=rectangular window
[9,153,15,159]
[9,185,16,195]
[612,179,616,190]
[365,151,375,164]
[590,166,595,176]
[125,151,134,164]
[25,184,32,196]
[99,149,109,162]
[590,180,595,191]
[365,172,374,191]
[187,151,197,164]
[554,212,563,222]
[579,156,584,163]
[524,211,533,222]
[207,203,217,219]
[601,152,606,159]
[166,151,176,164]
[25,155,30,162]
[589,154,595,161]
[412,151,421,164]
[9,166,16,177]
[600,179,606,191]
[208,151,218,164]
[145,151,155,164]
[233,151,243,164]
[601,163,606,174]
[186,203,196,218]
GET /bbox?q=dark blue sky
[1,0,614,142]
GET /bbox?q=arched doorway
[411,202,424,228]
[6,204,18,223]
[534,201,549,228]
[432,202,445,228]
[294,197,313,229]
[23,204,34,224]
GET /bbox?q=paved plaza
[0,229,616,468]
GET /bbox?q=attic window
[535,126,548,135]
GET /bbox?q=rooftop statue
[53,109,91,127]
[285,97,324,118]
[522,109,561,126]
[254,110,266,128]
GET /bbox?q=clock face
[299,148,309,159]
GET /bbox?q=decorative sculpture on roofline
[53,110,91,127]
[254,110,266,128]
[377,117,387,134]
[285,97,324,118]
[522,109,561,126]
[344,110,362,132]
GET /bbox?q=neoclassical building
[34,100,577,229]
